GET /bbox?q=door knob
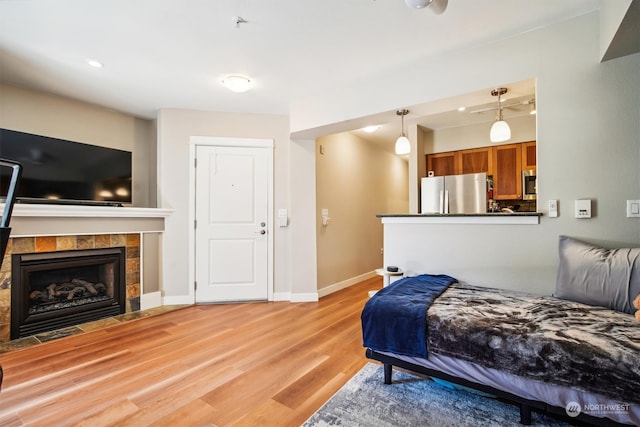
[260,230,266,235]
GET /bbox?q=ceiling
[0,0,599,145]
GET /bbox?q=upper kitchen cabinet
[427,147,493,176]
[493,143,522,200]
[521,141,537,170]
[426,151,458,176]
[458,147,493,175]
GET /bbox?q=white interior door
[195,144,270,302]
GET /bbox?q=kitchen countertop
[377,212,542,217]
[376,212,543,225]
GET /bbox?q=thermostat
[575,199,591,218]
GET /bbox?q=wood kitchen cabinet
[426,140,535,201]
[492,143,522,200]
[426,151,457,176]
[521,141,537,170]
[458,147,493,175]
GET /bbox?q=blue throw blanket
[361,274,457,359]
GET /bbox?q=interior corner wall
[156,108,292,302]
[290,12,640,295]
[0,83,154,208]
[315,133,408,291]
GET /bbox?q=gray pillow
[555,235,640,314]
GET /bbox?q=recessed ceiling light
[221,75,252,93]
[86,59,104,68]
[457,106,466,112]
[362,125,381,133]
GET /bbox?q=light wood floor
[0,276,381,427]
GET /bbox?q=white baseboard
[273,292,291,301]
[290,292,319,302]
[140,291,162,310]
[318,271,377,298]
[162,295,195,306]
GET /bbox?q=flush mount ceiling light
[395,109,411,155]
[489,88,511,143]
[404,0,448,14]
[362,125,381,133]
[221,75,252,93]
[86,59,104,68]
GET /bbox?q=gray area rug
[303,363,570,427]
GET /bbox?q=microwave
[522,169,537,200]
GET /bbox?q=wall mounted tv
[0,129,132,206]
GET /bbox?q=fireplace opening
[11,247,126,339]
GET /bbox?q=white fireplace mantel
[2,204,173,237]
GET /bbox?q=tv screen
[0,129,132,205]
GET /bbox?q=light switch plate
[575,199,591,218]
[627,200,640,218]
[548,199,558,218]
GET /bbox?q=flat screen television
[0,129,132,206]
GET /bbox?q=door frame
[188,136,274,303]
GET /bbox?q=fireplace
[10,247,126,339]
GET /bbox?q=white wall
[289,12,640,295]
[156,109,293,302]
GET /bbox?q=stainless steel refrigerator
[421,172,487,214]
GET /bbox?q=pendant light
[489,88,511,143]
[395,109,411,155]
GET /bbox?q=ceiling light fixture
[489,88,511,143]
[395,109,411,155]
[404,0,448,14]
[362,125,381,133]
[221,75,252,93]
[86,59,103,68]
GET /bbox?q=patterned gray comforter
[427,283,640,403]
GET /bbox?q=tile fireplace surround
[0,204,171,343]
[1,234,139,343]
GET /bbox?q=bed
[362,236,640,426]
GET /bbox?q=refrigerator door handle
[444,190,449,214]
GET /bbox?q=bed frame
[366,348,631,427]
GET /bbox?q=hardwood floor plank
[0,277,381,426]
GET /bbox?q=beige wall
[156,109,293,302]
[315,133,408,290]
[0,84,156,207]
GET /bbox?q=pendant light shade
[489,88,511,143]
[395,109,411,155]
[490,120,511,143]
[395,136,411,155]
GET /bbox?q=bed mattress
[427,283,640,405]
